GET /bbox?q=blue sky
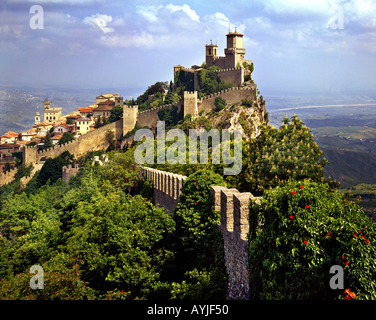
[0,0,376,98]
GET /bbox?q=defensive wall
[0,163,43,188]
[23,119,123,165]
[0,167,18,187]
[62,164,80,183]
[178,67,244,90]
[139,166,262,300]
[184,84,258,117]
[137,103,177,128]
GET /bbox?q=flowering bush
[248,180,376,300]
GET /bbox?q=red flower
[292,190,296,195]
[342,256,345,259]
[204,175,207,178]
[300,185,304,189]
[304,240,308,245]
[289,215,294,219]
[345,295,351,300]
[367,240,370,244]
[305,205,310,209]
[196,184,198,186]
[353,234,356,237]
[345,261,349,266]
[359,230,362,233]
[364,227,367,230]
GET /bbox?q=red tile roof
[78,107,93,113]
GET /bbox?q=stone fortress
[16,29,265,169]
[1,30,266,300]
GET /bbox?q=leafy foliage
[36,151,75,188]
[58,132,74,145]
[172,169,228,299]
[240,115,338,195]
[248,180,376,300]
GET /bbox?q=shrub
[172,169,228,299]
[214,97,227,112]
[248,180,376,300]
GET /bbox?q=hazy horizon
[1,0,376,97]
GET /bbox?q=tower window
[208,48,212,55]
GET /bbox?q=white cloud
[137,5,162,23]
[165,3,200,22]
[83,14,114,34]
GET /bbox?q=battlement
[215,67,241,73]
[139,166,187,213]
[200,84,257,101]
[62,164,80,183]
[138,103,175,115]
[139,166,260,300]
[0,167,18,187]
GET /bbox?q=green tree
[36,151,75,188]
[172,169,228,299]
[58,132,74,145]
[214,97,227,112]
[105,130,116,151]
[40,132,53,150]
[240,114,338,195]
[108,105,123,123]
[248,180,376,300]
[63,173,175,299]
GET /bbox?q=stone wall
[19,163,43,189]
[139,166,186,214]
[138,103,176,128]
[216,68,244,87]
[23,119,123,165]
[0,167,18,187]
[139,166,260,300]
[62,164,80,183]
[210,186,261,300]
[183,92,198,118]
[198,85,257,114]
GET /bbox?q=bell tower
[44,98,51,110]
[205,40,218,67]
[224,28,246,68]
[34,112,40,125]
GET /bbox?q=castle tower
[224,28,246,69]
[123,104,138,136]
[34,112,40,125]
[183,91,198,119]
[205,41,218,67]
[44,99,51,110]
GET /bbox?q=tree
[214,97,226,112]
[62,173,175,299]
[58,132,74,145]
[36,151,75,187]
[172,169,228,299]
[40,132,53,150]
[240,114,338,195]
[105,130,116,151]
[108,105,123,123]
[248,180,376,300]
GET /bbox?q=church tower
[44,99,51,110]
[224,28,246,69]
[205,41,218,67]
[34,112,40,125]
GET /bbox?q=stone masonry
[139,166,259,300]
